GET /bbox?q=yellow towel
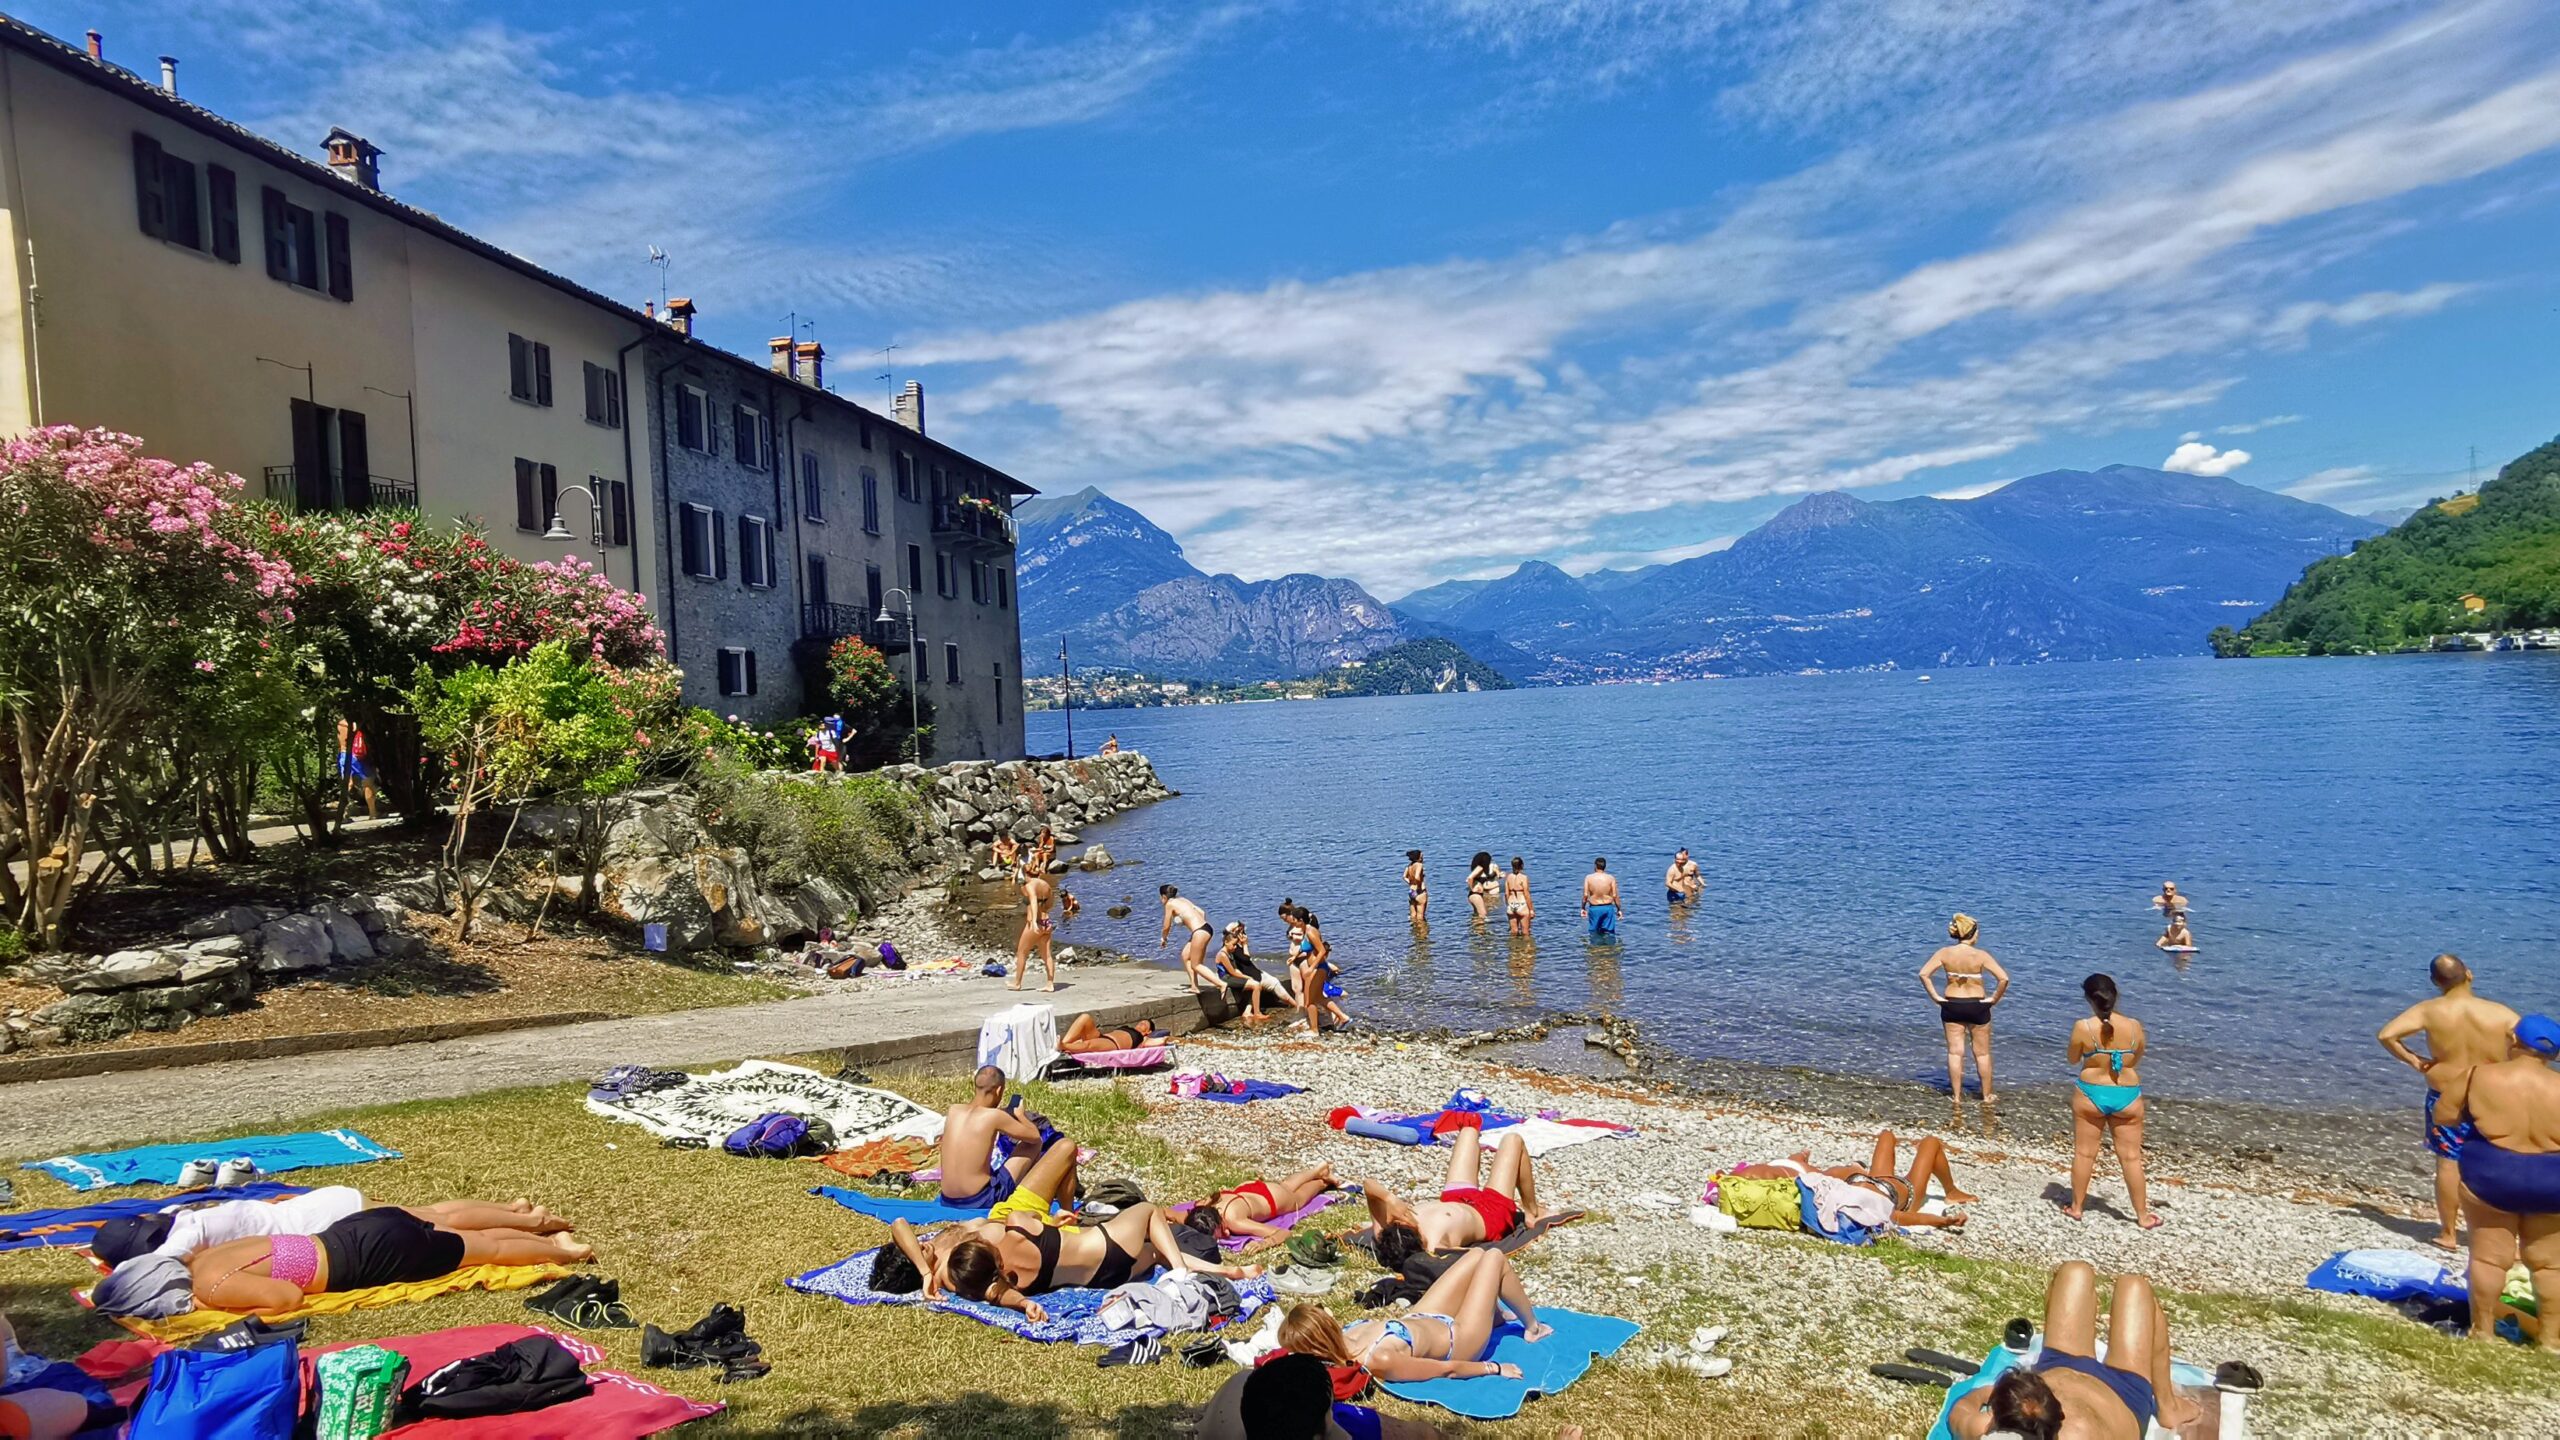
[90,1262,572,1342]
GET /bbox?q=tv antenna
[647,247,670,312]
[878,343,900,400]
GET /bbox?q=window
[739,514,773,588]
[866,563,883,620]
[597,476,632,547]
[324,213,352,301]
[894,453,917,501]
[732,404,768,469]
[906,544,923,593]
[717,648,757,697]
[259,186,320,290]
[507,335,551,406]
[933,550,951,599]
[944,643,960,684]
[994,662,1006,723]
[970,560,988,606]
[860,421,873,452]
[511,458,558,532]
[207,166,240,263]
[808,555,831,609]
[997,568,1011,609]
[800,452,824,522]
[133,134,224,255]
[675,386,710,452]
[583,362,622,427]
[680,503,726,580]
[861,470,880,534]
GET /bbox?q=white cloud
[2282,464,2377,498]
[2219,413,2304,435]
[2164,442,2253,476]
[1931,478,2016,501]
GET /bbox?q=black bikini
[1026,1220,1142,1293]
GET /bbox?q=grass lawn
[6,1062,2557,1437]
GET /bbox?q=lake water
[1026,655,2560,1111]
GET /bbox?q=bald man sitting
[938,1065,1049,1210]
[2430,1014,2560,1351]
[2379,953,2522,1250]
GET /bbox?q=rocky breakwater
[5,895,417,1049]
[894,751,1171,874]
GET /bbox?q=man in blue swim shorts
[2379,953,2520,1251]
[2431,1013,2560,1349]
[1581,857,1618,938]
[936,1065,1048,1209]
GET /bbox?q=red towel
[304,1324,722,1438]
[1429,1111,1486,1136]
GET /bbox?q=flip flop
[1906,1348,1981,1376]
[2214,1361,2264,1393]
[1869,1363,1953,1387]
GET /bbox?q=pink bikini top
[266,1233,320,1289]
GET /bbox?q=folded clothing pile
[587,1067,688,1105]
[640,1304,769,1384]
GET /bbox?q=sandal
[1869,1363,1953,1387]
[566,1279,637,1330]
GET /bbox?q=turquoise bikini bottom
[2077,1081,2141,1116]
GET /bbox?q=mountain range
[1016,467,2383,682]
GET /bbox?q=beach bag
[724,1112,814,1158]
[130,1336,300,1440]
[1170,1070,1207,1098]
[1287,1232,1341,1267]
[312,1344,408,1439]
[1714,1174,1803,1231]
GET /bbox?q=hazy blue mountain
[1388,575,1495,623]
[2362,505,2421,527]
[1577,564,1661,595]
[1014,486,1201,651]
[1428,560,1617,644]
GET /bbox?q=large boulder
[33,992,133,1043]
[598,856,717,952]
[1077,845,1116,872]
[179,904,264,939]
[254,914,333,973]
[787,876,859,935]
[311,906,376,963]
[63,950,184,992]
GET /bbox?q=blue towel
[788,1245,1273,1345]
[1194,1079,1305,1105]
[1376,1308,1639,1420]
[20,1130,398,1192]
[812,1185,991,1224]
[1798,1183,1880,1246]
[2304,1250,2467,1306]
[0,1182,310,1251]
[2,1359,109,1410]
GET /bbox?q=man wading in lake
[2380,953,2522,1251]
[1581,858,1619,938]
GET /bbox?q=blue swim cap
[2516,1014,2560,1058]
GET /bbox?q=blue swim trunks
[945,1132,1023,1209]
[2425,1088,2474,1160]
[1587,903,1618,935]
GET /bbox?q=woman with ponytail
[2067,973,2158,1227]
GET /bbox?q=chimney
[644,300,656,320]
[665,297,696,337]
[795,341,824,389]
[894,379,924,435]
[768,337,796,378]
[85,30,102,59]
[158,56,178,93]
[324,127,382,190]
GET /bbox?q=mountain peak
[1761,490,1866,534]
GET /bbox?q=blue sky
[37,1,2560,594]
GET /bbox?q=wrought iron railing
[261,466,417,513]
[931,499,1016,547]
[803,603,911,652]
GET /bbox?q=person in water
[1213,922,1297,1022]
[1059,1013,1162,1055]
[1679,849,1704,900]
[1160,884,1214,993]
[1282,903,1352,1033]
[2430,1012,2560,1348]
[2379,953,2523,1252]
[1360,1128,1552,1269]
[1581,858,1619,938]
[1663,852,1687,905]
[1946,1261,2219,1440]
[1919,913,2009,1105]
[2150,880,2188,918]
[159,1203,591,1316]
[1731,1129,1979,1230]
[1502,857,1534,937]
[1405,850,1427,924]
[936,1064,1051,1209]
[1276,1249,1551,1385]
[1013,864,1058,993]
[1184,1163,1341,1243]
[1466,851,1500,923]
[2155,914,2194,950]
[2067,973,2158,1228]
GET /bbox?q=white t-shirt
[152,1185,369,1258]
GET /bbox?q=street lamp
[541,483,611,583]
[874,586,923,762]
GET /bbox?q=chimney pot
[768,336,796,377]
[894,379,925,435]
[796,341,825,389]
[158,55,177,93]
[324,127,382,190]
[644,300,656,319]
[666,297,696,337]
[85,30,102,60]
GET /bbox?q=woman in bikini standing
[2067,973,2158,1228]
[1919,913,2008,1105]
[1467,852,1499,923]
[1503,857,1534,938]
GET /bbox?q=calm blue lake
[1027,655,2560,1109]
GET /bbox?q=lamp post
[540,484,611,582]
[874,587,922,763]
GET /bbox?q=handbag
[129,1336,300,1440]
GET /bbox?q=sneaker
[1689,1325,1728,1353]
[174,1159,219,1188]
[213,1158,260,1188]
[1689,1206,1738,1234]
[1683,1354,1734,1379]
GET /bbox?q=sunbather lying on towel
[1946,1261,2218,1439]
[132,1203,591,1317]
[938,1066,1052,1209]
[86,1187,530,1266]
[0,1312,107,1440]
[1059,1014,1162,1055]
[1362,1128,1550,1270]
[876,1140,1257,1323]
[1731,1129,1976,1229]
[1184,1164,1341,1242]
[1278,1248,1549,1382]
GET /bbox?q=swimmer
[2156,915,2193,951]
[1405,850,1428,923]
[1467,851,1499,922]
[1503,857,1534,937]
[2150,881,2188,917]
[1159,885,1213,993]
[1581,858,1619,938]
[2380,953,2524,1251]
[1920,913,2007,1105]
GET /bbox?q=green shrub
[691,753,925,910]
[0,923,26,966]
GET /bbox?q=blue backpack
[724,1111,825,1158]
[129,1337,300,1440]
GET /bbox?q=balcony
[262,466,418,514]
[932,498,1016,551]
[802,603,910,654]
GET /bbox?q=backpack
[724,1112,824,1158]
[130,1335,300,1440]
[1714,1174,1804,1230]
[404,1336,590,1420]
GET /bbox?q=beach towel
[1376,1308,1639,1420]
[1927,1338,2215,1440]
[1169,1190,1352,1254]
[814,1136,938,1180]
[1061,1046,1173,1071]
[976,1004,1058,1082]
[1192,1079,1304,1105]
[2305,1250,2468,1307]
[787,1246,1272,1346]
[0,1183,310,1252]
[812,1185,992,1225]
[85,1263,572,1343]
[1497,1117,1633,1158]
[584,1060,940,1149]
[21,1131,398,1192]
[304,1324,721,1439]
[1798,1181,1882,1246]
[1345,1210,1584,1259]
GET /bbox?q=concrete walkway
[0,962,1201,1159]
